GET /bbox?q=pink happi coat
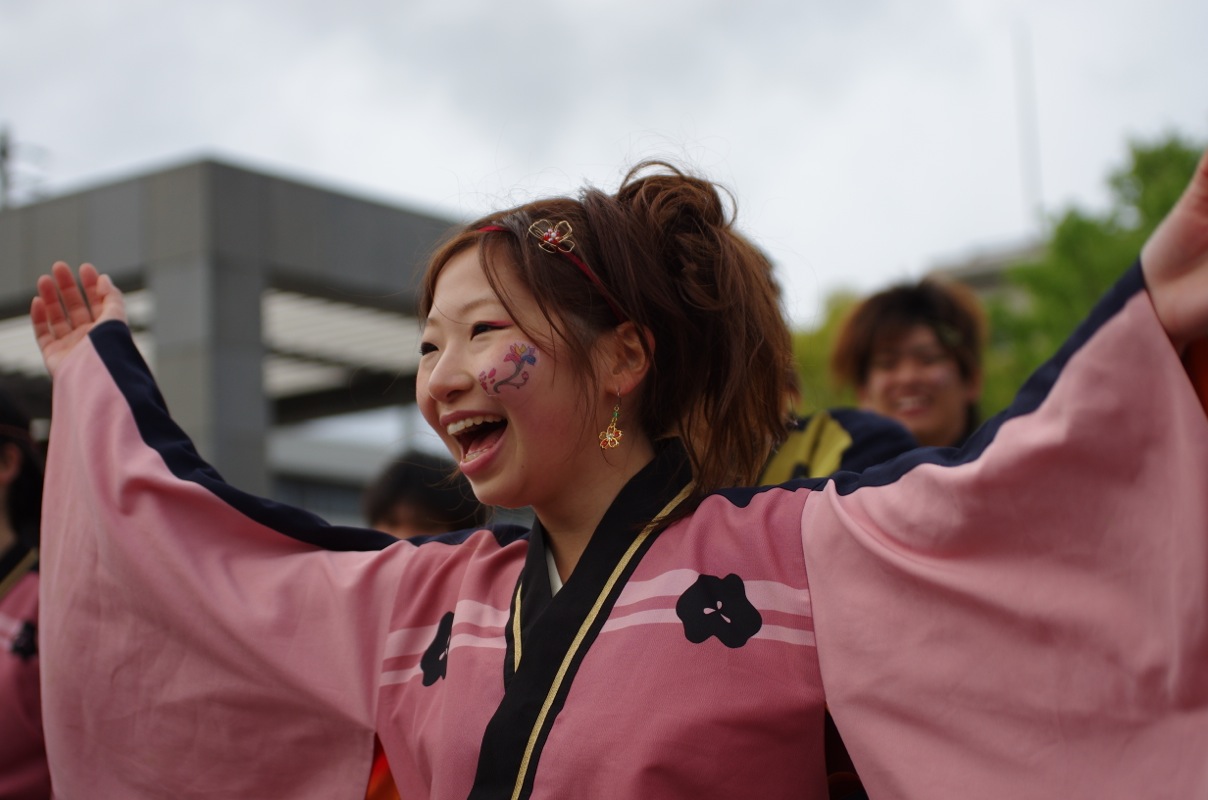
[0,560,48,799]
[39,265,1208,798]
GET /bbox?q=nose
[421,347,477,404]
[888,357,927,384]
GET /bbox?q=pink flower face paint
[479,342,539,394]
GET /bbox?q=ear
[599,321,653,396]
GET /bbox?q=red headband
[478,220,626,322]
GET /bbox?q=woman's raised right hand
[30,262,127,377]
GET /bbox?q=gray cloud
[2,0,1206,323]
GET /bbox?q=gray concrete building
[0,158,456,505]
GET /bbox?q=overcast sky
[3,0,1206,325]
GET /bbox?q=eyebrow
[425,294,504,325]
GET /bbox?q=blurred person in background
[762,366,918,484]
[361,448,490,800]
[0,388,49,799]
[363,449,489,540]
[830,278,985,448]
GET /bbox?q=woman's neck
[536,436,656,583]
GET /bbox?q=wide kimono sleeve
[39,321,411,799]
[801,264,1208,798]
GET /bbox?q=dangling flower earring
[599,392,623,449]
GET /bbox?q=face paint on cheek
[478,342,539,394]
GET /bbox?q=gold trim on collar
[511,579,524,673]
[510,483,694,800]
[0,548,37,602]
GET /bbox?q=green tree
[982,133,1204,414]
[790,290,858,415]
[787,133,1204,421]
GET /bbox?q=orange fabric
[365,738,401,800]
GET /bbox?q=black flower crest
[10,620,36,662]
[676,573,763,649]
[421,611,455,686]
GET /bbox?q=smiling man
[831,278,985,448]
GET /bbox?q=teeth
[446,415,503,436]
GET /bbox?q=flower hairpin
[528,219,576,254]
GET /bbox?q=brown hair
[830,277,986,434]
[419,162,792,515]
[362,449,489,534]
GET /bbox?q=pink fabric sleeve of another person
[801,264,1208,797]
[0,570,49,800]
[39,320,409,799]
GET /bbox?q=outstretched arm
[1141,148,1208,352]
[30,261,407,796]
[804,160,1208,797]
[30,262,125,377]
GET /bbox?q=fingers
[55,261,97,329]
[31,261,122,341]
[29,261,125,377]
[81,264,106,316]
[1190,148,1208,202]
[1140,149,1208,348]
[39,262,108,324]
[35,265,74,339]
[92,271,127,324]
[29,292,52,349]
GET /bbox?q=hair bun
[616,161,731,242]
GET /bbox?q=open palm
[30,262,127,377]
[1141,149,1208,351]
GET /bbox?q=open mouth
[447,415,508,461]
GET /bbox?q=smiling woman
[419,245,636,528]
[414,165,791,569]
[26,153,1208,799]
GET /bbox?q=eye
[470,322,507,337]
[419,341,437,356]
